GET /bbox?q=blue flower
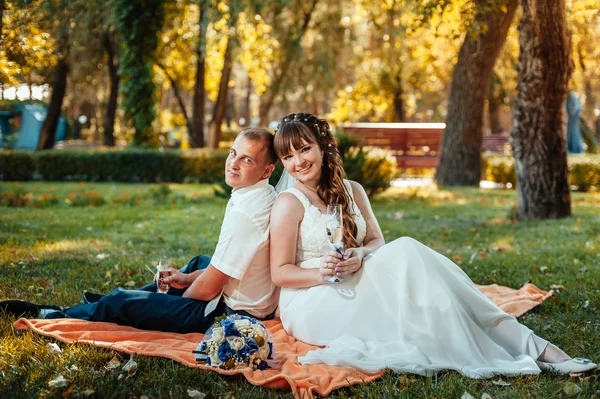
[220,318,240,337]
[256,360,268,370]
[246,338,259,354]
[217,341,235,362]
[238,344,252,360]
[267,342,273,359]
[198,342,207,353]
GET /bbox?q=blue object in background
[566,92,584,154]
[0,104,66,149]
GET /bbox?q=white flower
[252,324,266,337]
[208,351,221,366]
[211,327,225,344]
[233,319,252,330]
[227,336,244,351]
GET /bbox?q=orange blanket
[13,283,551,398]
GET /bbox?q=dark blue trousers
[45,256,225,334]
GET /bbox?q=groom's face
[225,135,273,189]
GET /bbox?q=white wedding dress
[278,182,548,378]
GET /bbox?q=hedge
[0,146,398,196]
[0,149,228,183]
[482,154,600,191]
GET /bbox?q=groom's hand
[163,268,195,289]
[335,248,365,277]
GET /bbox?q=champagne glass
[325,204,344,284]
[156,259,170,294]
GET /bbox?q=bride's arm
[270,193,336,288]
[334,181,385,276]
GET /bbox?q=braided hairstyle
[274,113,359,249]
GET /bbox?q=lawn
[1,182,599,398]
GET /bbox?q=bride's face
[280,139,323,184]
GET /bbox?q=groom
[1,128,280,333]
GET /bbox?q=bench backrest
[343,123,510,155]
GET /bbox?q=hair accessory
[327,152,334,156]
[320,131,326,136]
[328,143,332,147]
[283,117,287,122]
[304,118,308,121]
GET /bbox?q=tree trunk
[509,0,572,219]
[258,0,318,124]
[38,58,69,150]
[241,76,251,127]
[0,0,4,38]
[190,2,208,148]
[208,14,238,149]
[103,31,119,147]
[488,72,505,135]
[435,0,518,186]
[393,72,405,122]
[157,62,192,136]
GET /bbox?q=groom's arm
[182,265,229,300]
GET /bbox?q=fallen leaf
[392,211,404,220]
[124,281,136,288]
[187,389,207,399]
[461,392,475,399]
[563,382,582,397]
[47,342,62,355]
[496,246,507,252]
[550,284,565,291]
[86,226,93,231]
[62,385,74,398]
[48,374,69,388]
[583,300,590,309]
[579,266,587,274]
[104,271,111,281]
[106,356,121,370]
[539,266,548,273]
[492,378,511,387]
[481,394,492,399]
[81,389,95,397]
[452,255,463,263]
[29,254,39,262]
[122,354,138,376]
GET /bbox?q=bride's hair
[274,113,359,249]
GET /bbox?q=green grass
[1,182,599,398]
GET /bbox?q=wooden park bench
[342,123,510,169]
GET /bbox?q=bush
[483,154,600,191]
[64,190,106,207]
[0,183,32,206]
[343,146,398,196]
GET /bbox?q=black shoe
[0,300,61,318]
[83,291,104,304]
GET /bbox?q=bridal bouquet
[193,314,273,370]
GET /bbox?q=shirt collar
[230,178,270,202]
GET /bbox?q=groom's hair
[238,128,277,165]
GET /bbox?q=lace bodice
[282,181,367,264]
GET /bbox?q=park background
[1,0,600,398]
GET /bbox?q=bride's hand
[335,248,365,277]
[319,251,342,282]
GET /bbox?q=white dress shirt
[206,178,279,318]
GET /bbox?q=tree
[509,0,572,219]
[112,0,165,147]
[257,0,319,124]
[102,30,119,146]
[435,0,518,186]
[207,0,240,148]
[38,5,72,150]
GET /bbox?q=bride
[269,112,596,377]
